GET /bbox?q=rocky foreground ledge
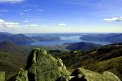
[5,48,121,81]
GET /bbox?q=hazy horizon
[1,32,122,34]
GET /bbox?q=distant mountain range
[0,32,61,45]
[80,33,122,43]
[0,32,35,44]
[65,42,101,51]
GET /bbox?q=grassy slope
[65,42,101,51]
[0,51,27,80]
[84,56,122,80]
[0,41,31,80]
[51,43,122,80]
[0,41,55,80]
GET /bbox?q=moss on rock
[0,71,5,81]
[15,69,28,81]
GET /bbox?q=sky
[0,0,122,33]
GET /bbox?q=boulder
[8,68,28,81]
[15,68,28,81]
[69,68,121,81]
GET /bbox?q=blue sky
[0,0,122,33]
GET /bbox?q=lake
[30,36,81,46]
[28,36,110,46]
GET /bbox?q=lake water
[30,36,82,46]
[29,36,110,46]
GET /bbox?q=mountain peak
[25,48,70,81]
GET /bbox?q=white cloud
[5,22,19,27]
[0,19,39,28]
[0,0,25,3]
[58,23,66,26]
[0,19,5,23]
[24,9,31,12]
[23,20,29,23]
[104,17,122,22]
[0,19,19,28]
[24,24,38,27]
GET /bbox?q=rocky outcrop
[15,48,70,81]
[15,68,28,81]
[0,71,5,81]
[68,68,121,81]
[12,48,121,81]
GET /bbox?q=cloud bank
[58,23,66,26]
[0,0,25,3]
[24,24,38,27]
[0,19,19,28]
[104,17,122,22]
